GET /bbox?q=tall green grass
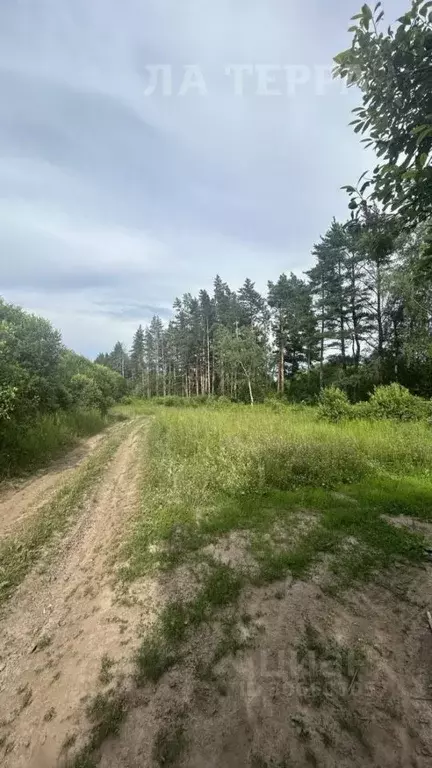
[122,405,432,581]
[0,409,111,480]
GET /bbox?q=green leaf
[333,49,353,64]
[376,10,384,23]
[418,153,429,169]
[415,127,432,145]
[362,4,373,20]
[419,1,432,17]
[412,124,430,134]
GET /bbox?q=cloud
[0,0,408,356]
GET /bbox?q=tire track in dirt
[0,418,147,767]
[0,429,113,541]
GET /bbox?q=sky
[0,0,407,358]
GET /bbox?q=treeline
[96,218,432,404]
[0,298,126,475]
[98,1,432,405]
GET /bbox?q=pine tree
[130,325,145,387]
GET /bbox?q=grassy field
[116,402,432,699]
[123,403,432,582]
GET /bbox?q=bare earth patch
[97,561,432,768]
[384,514,432,544]
[0,420,148,767]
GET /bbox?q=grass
[65,690,128,768]
[0,421,130,605]
[99,654,115,685]
[136,562,243,685]
[0,408,116,480]
[152,723,187,767]
[121,405,432,589]
[116,403,432,701]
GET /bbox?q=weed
[195,615,250,683]
[291,714,311,741]
[86,691,127,749]
[37,634,53,651]
[99,654,115,685]
[152,723,187,767]
[136,635,179,685]
[18,684,32,710]
[62,733,77,751]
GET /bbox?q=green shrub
[317,386,351,423]
[369,383,430,422]
[349,401,373,420]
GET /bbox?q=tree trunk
[338,259,346,370]
[162,342,166,397]
[350,258,361,368]
[376,262,384,381]
[247,377,254,407]
[207,321,211,396]
[319,289,325,391]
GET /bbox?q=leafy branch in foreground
[334,1,432,226]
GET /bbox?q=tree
[215,326,266,406]
[130,325,145,387]
[353,207,399,377]
[109,342,128,378]
[268,274,318,393]
[334,1,432,226]
[199,289,215,395]
[238,278,269,336]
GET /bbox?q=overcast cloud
[0,0,407,356]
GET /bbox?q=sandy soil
[100,565,432,768]
[0,420,147,767]
[0,431,109,540]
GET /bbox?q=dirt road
[0,419,147,767]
